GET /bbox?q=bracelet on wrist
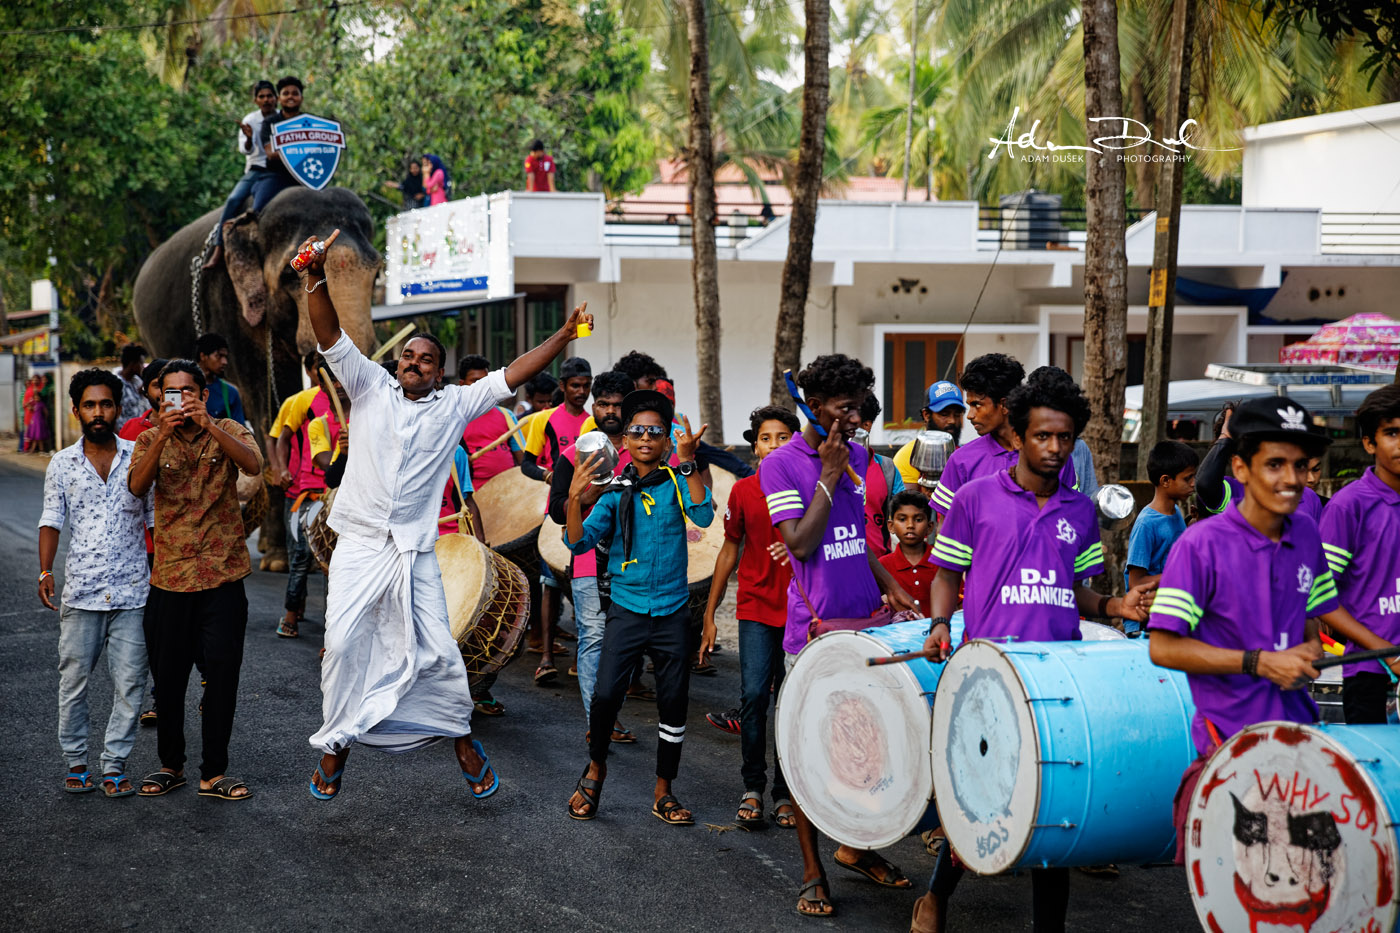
[38,570,53,582]
[1242,649,1261,679]
[815,480,834,505]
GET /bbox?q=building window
[883,334,963,429]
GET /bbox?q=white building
[382,106,1400,445]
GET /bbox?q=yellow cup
[577,321,592,338]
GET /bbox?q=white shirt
[39,437,153,610]
[320,330,511,553]
[240,108,270,170]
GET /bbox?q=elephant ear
[223,214,269,328]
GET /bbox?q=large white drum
[1187,722,1400,933]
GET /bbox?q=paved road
[0,453,1200,932]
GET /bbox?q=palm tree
[858,59,955,200]
[828,0,893,172]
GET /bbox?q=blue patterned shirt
[40,438,153,610]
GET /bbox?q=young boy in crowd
[1148,396,1397,866]
[1196,399,1325,524]
[1123,441,1199,632]
[564,391,713,826]
[914,374,1153,933]
[1320,385,1400,723]
[699,405,799,830]
[879,491,936,616]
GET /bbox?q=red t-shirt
[119,410,157,554]
[879,545,936,617]
[724,474,792,627]
[524,153,555,191]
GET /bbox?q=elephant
[133,185,380,570]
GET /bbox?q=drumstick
[468,412,538,463]
[371,322,417,362]
[1313,645,1400,671]
[316,366,346,429]
[782,369,863,487]
[866,643,950,667]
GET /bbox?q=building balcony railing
[1320,213,1400,254]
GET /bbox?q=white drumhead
[774,630,938,850]
[1187,722,1400,933]
[436,533,490,642]
[1078,620,1125,640]
[684,468,735,586]
[929,640,1039,874]
[538,516,572,578]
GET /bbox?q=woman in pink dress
[421,154,449,206]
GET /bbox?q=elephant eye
[1231,793,1268,847]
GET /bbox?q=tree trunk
[684,0,725,441]
[1081,0,1129,586]
[770,0,832,406]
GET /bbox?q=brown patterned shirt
[133,419,263,592]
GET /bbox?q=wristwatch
[677,460,698,476]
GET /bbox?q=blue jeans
[214,168,270,246]
[284,498,316,613]
[739,619,788,799]
[57,605,148,773]
[572,575,605,721]
[251,170,296,214]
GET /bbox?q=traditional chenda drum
[436,532,531,678]
[775,615,966,849]
[475,470,547,575]
[538,516,572,588]
[684,467,735,624]
[931,639,1196,873]
[1186,722,1400,933]
[305,488,338,574]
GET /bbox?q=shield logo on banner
[271,114,346,190]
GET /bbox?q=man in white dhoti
[298,230,591,800]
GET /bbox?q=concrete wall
[1243,103,1400,213]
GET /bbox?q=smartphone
[164,388,182,414]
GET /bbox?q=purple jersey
[1321,468,1400,677]
[761,434,882,655]
[1148,501,1339,755]
[929,432,1076,516]
[929,471,1103,642]
[1218,475,1323,525]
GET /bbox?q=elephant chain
[188,222,219,338]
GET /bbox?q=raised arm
[295,231,343,351]
[504,302,593,391]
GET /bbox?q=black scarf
[614,462,678,565]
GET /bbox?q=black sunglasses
[624,424,667,438]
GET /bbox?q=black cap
[621,389,674,428]
[560,357,592,380]
[1230,396,1330,456]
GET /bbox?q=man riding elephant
[133,186,380,571]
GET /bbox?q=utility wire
[0,1,374,38]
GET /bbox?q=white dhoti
[310,533,473,754]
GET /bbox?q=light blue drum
[930,639,1197,873]
[1188,722,1400,933]
[775,614,962,850]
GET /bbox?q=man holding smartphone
[128,360,263,801]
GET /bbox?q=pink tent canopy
[1280,312,1400,372]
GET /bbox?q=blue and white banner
[271,114,346,190]
[385,196,491,304]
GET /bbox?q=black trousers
[1343,671,1391,724]
[588,603,692,779]
[143,580,248,781]
[928,844,1069,933]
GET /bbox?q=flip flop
[534,665,559,686]
[652,794,694,826]
[276,620,299,638]
[139,709,158,727]
[736,791,765,829]
[611,724,637,744]
[308,762,344,801]
[137,771,186,797]
[63,769,96,794]
[772,797,797,828]
[197,776,253,801]
[625,686,657,702]
[833,850,911,888]
[796,877,835,918]
[462,739,499,799]
[473,698,506,717]
[568,765,601,820]
[100,773,135,798]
